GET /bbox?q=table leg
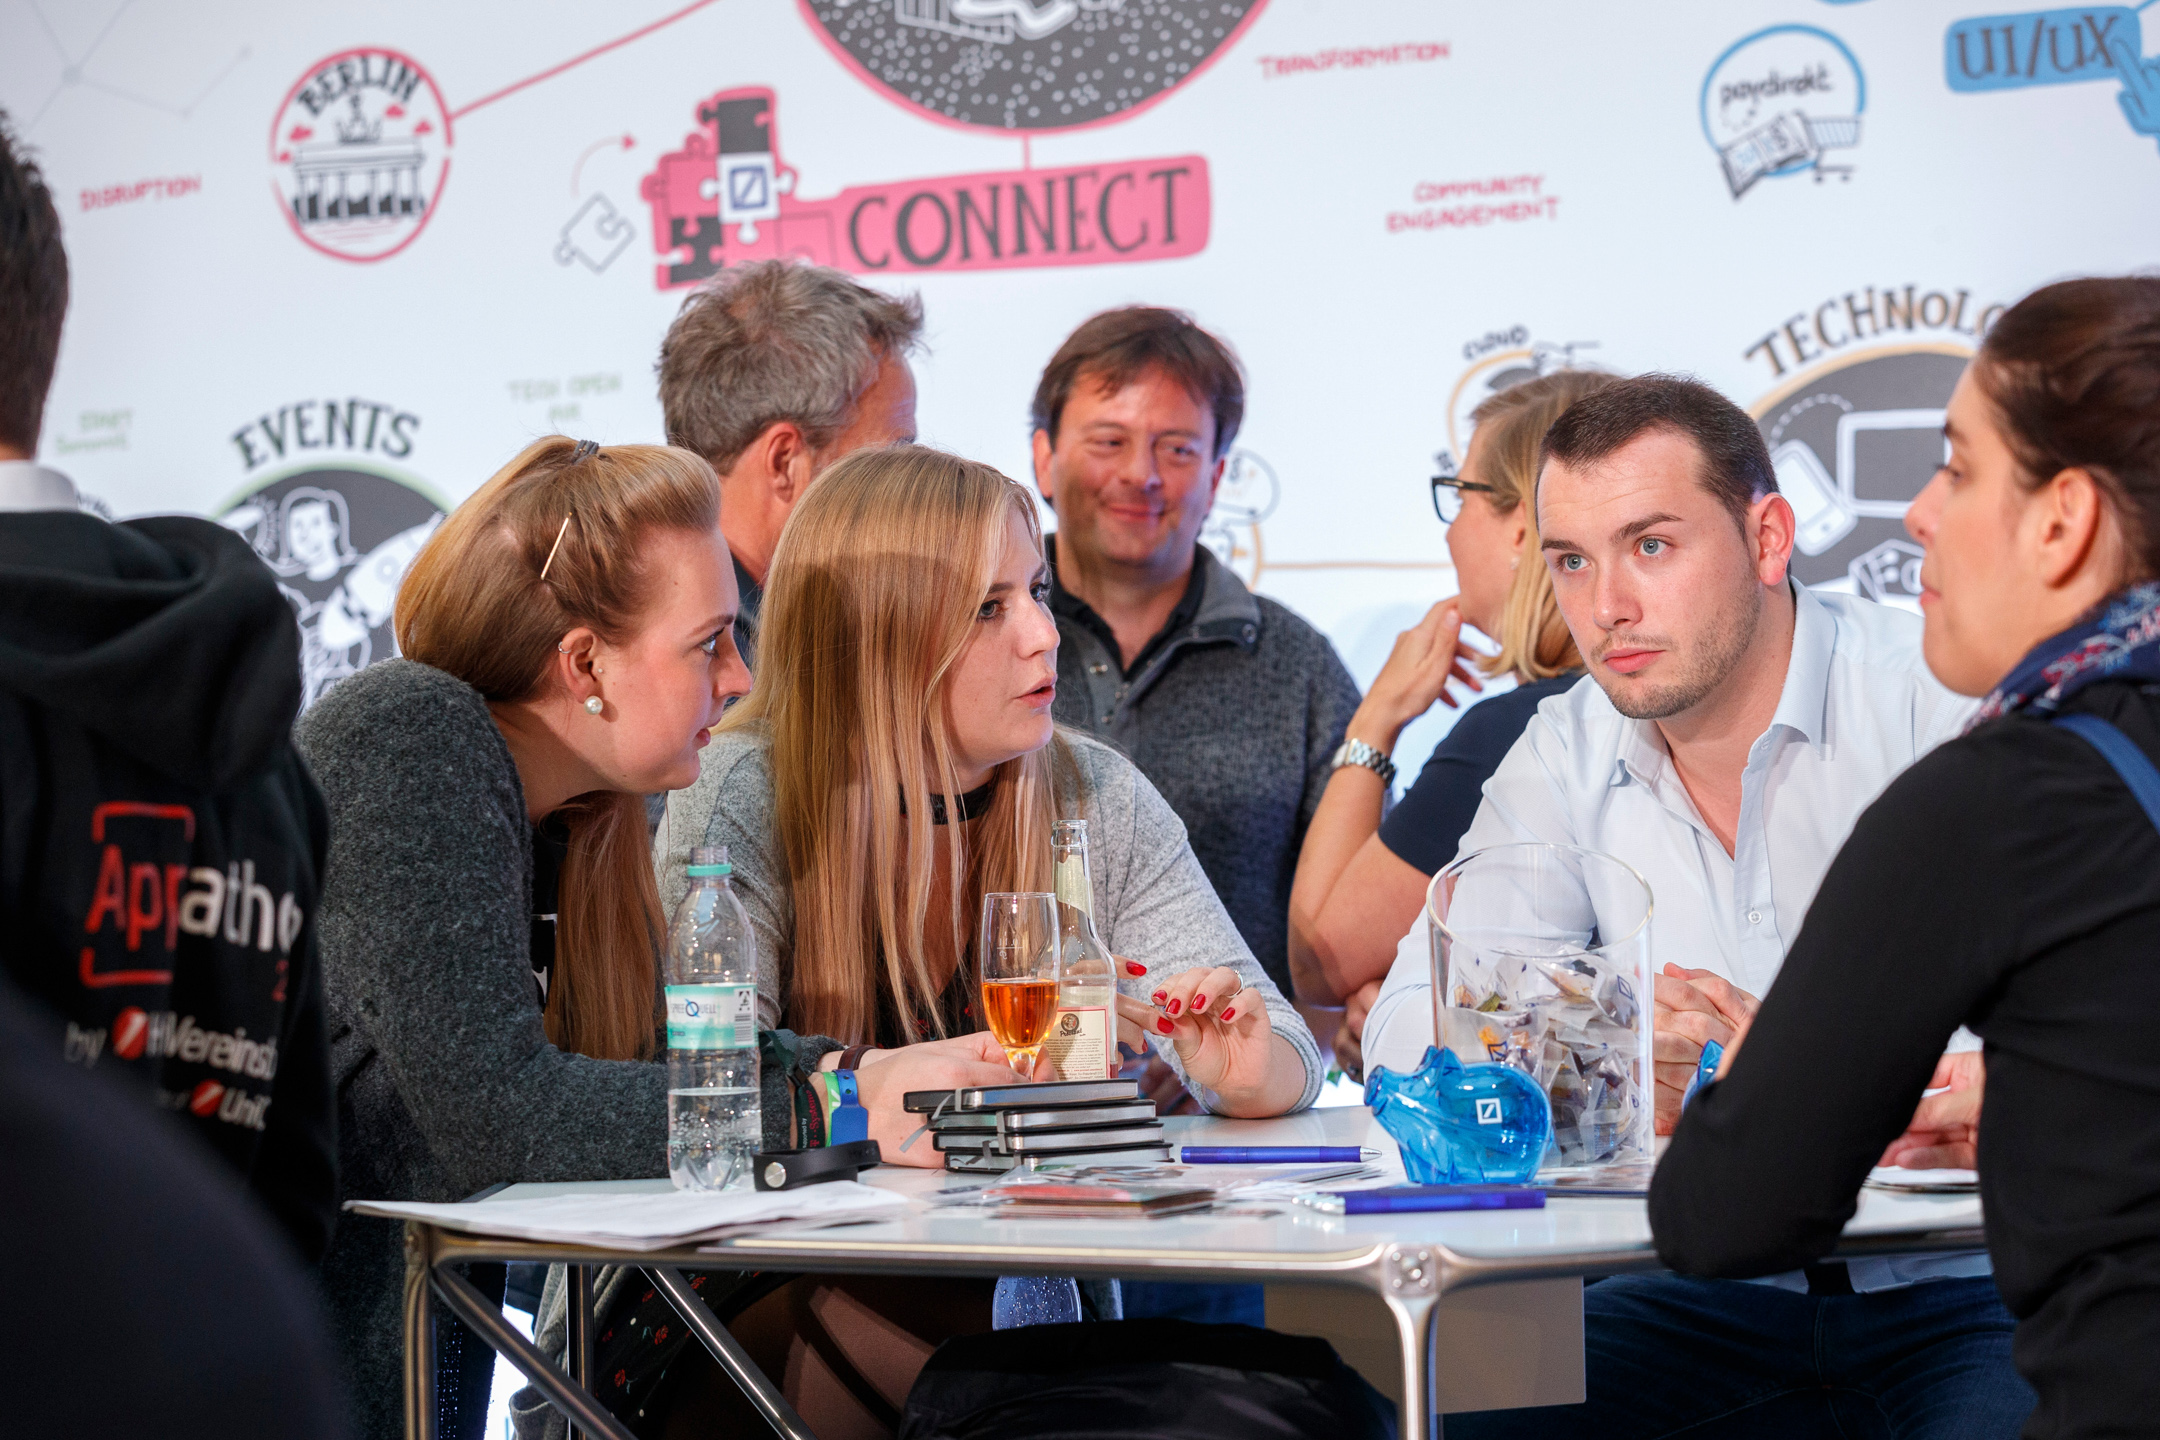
[1383,1292,1440,1440]
[646,1266,817,1440]
[1379,1244,1442,1440]
[431,1265,640,1440]
[403,1224,437,1440]
[567,1265,595,1440]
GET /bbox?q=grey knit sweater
[658,725,1324,1112]
[295,660,825,1439]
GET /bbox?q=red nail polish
[1125,961,1148,976]
[1157,1017,1175,1034]
[1219,1007,1235,1022]
[1152,990,1167,1005]
[1193,994,1208,1010]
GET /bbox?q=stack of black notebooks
[904,1077,1169,1173]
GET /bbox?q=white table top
[459,1106,1983,1286]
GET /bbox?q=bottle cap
[687,844,732,878]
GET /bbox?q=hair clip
[570,438,600,463]
[539,513,574,581]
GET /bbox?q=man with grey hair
[658,258,924,666]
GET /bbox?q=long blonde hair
[396,436,721,1062]
[724,445,1074,1044]
[1465,371,1616,680]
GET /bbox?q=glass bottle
[1045,819,1116,1080]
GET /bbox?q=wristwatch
[1331,737,1397,788]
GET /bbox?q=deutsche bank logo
[727,164,769,210]
[1475,1098,1503,1125]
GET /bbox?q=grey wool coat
[295,660,822,1439]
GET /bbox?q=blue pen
[1178,1146,1383,1164]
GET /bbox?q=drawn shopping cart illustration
[1771,407,1945,557]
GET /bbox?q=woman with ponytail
[297,437,1019,1440]
[1654,277,2160,1439]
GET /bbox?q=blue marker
[1681,1039,1726,1111]
[1295,1185,1545,1215]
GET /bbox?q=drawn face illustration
[286,500,342,580]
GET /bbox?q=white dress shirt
[1364,583,1983,1291]
[0,460,78,512]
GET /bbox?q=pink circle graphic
[268,47,455,264]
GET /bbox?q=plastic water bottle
[664,845,760,1191]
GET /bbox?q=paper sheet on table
[1865,1167,1979,1194]
[345,1182,906,1249]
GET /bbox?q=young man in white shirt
[1364,374,2029,1438]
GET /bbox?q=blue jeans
[1443,1274,2032,1440]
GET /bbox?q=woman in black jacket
[1652,276,2160,1440]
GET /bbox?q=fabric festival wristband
[812,1072,841,1143]
[831,1068,870,1146]
[794,1070,826,1150]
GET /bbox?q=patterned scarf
[1969,581,2160,728]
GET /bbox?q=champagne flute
[979,892,1060,1078]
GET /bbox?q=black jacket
[0,511,336,1262]
[1652,681,2160,1440]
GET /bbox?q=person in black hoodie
[0,108,337,1265]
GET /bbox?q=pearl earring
[585,696,604,715]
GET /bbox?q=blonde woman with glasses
[1288,369,1616,1079]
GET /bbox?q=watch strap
[1332,738,1398,788]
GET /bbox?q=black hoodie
[0,510,336,1263]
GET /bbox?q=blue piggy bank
[1364,1046,1553,1185]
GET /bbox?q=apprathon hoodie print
[0,510,336,1261]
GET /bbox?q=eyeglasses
[1430,453,1500,525]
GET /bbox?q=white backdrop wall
[6,0,2157,763]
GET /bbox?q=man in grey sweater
[1032,308,1362,1041]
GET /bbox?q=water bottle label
[665,983,756,1051]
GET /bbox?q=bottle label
[1043,1005,1111,1081]
[1054,854,1093,913]
[665,984,756,1051]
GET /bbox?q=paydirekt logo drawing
[798,0,1267,131]
[270,48,452,262]
[640,87,1207,289]
[1702,26,1865,197]
[1944,8,2160,152]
